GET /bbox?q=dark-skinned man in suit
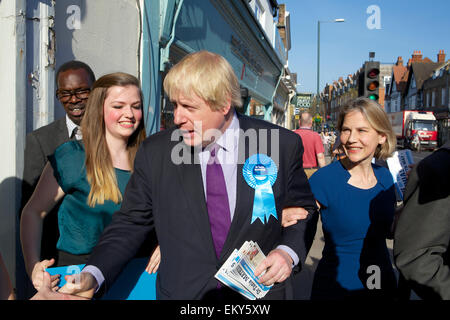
[21,61,95,271]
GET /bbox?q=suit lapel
[175,142,216,257]
[172,115,269,262]
[56,118,70,141]
[220,114,255,260]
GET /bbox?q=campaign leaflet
[215,241,272,300]
[386,149,414,200]
[215,249,256,300]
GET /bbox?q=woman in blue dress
[285,97,398,299]
[21,72,149,291]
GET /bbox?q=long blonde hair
[81,72,146,207]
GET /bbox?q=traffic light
[363,61,380,101]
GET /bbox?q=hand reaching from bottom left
[30,270,88,300]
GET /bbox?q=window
[432,91,436,107]
[413,121,437,131]
[410,96,416,109]
[254,1,260,19]
[254,0,265,25]
[442,88,446,106]
[411,76,416,89]
[383,76,391,88]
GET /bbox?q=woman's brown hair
[81,72,146,206]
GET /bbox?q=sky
[281,0,450,94]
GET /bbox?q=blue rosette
[243,154,278,224]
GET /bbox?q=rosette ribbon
[243,154,278,224]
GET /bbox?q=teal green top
[48,141,131,255]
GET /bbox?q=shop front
[435,110,450,146]
[150,0,284,130]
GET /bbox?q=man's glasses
[56,88,91,102]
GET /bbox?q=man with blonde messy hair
[59,50,317,300]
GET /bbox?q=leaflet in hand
[386,149,414,200]
[215,241,272,300]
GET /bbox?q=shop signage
[231,35,264,76]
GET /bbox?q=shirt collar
[66,115,78,137]
[205,110,240,154]
[66,115,83,139]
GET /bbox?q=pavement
[292,216,324,299]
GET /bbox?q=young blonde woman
[20,72,154,291]
[284,97,398,300]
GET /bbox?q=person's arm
[283,135,318,255]
[256,135,318,285]
[394,165,450,299]
[61,144,156,297]
[281,207,309,227]
[20,162,65,289]
[282,201,321,227]
[315,134,326,167]
[316,152,326,168]
[22,134,47,204]
[0,253,15,300]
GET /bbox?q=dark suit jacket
[394,142,450,299]
[22,118,69,260]
[87,113,318,300]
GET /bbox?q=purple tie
[206,145,231,258]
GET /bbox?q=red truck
[388,110,438,151]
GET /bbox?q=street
[411,149,434,164]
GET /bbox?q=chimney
[278,4,286,26]
[396,56,404,66]
[411,50,423,62]
[437,50,446,63]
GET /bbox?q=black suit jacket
[22,118,69,260]
[87,113,317,299]
[394,142,450,299]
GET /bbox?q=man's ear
[220,96,232,115]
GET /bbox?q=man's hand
[281,207,309,227]
[58,272,97,299]
[30,270,88,300]
[254,249,293,286]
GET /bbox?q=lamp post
[317,18,345,125]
